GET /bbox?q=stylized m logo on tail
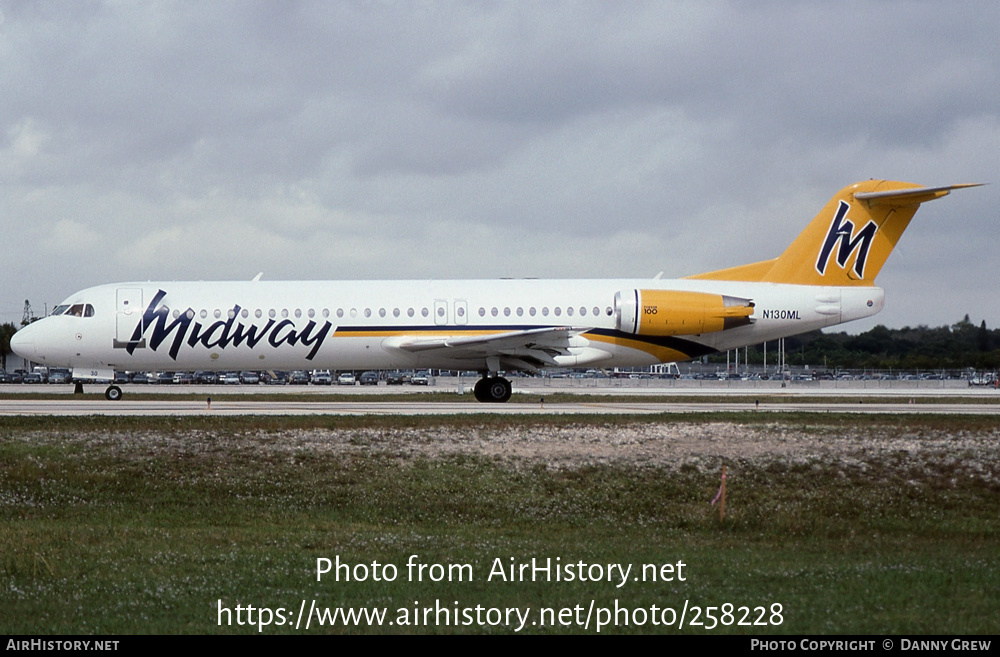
[815,201,878,279]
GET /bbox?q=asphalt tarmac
[1,378,997,416]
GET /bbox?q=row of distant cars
[0,367,433,386]
[307,370,430,386]
[0,368,70,384]
[0,368,40,383]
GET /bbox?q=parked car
[0,369,13,384]
[262,371,288,385]
[221,372,241,385]
[337,372,357,386]
[195,371,218,384]
[47,368,72,384]
[359,371,380,385]
[310,370,332,385]
[153,372,175,384]
[289,371,310,385]
[239,371,260,385]
[410,371,430,385]
[386,371,407,385]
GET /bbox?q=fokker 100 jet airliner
[10,180,980,402]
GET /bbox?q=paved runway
[1,398,997,416]
[2,379,998,416]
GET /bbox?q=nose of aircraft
[10,325,36,360]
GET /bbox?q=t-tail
[688,180,982,286]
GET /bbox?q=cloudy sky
[2,1,998,333]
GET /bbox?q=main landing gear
[105,385,123,401]
[473,376,512,403]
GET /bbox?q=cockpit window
[52,305,70,316]
[65,303,95,317]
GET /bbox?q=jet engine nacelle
[615,289,755,336]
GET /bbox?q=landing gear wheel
[105,385,123,401]
[473,377,488,402]
[474,376,512,403]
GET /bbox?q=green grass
[1,415,998,634]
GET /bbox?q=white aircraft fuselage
[11,278,882,372]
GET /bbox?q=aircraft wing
[390,326,600,370]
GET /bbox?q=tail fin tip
[763,180,983,286]
[688,180,983,285]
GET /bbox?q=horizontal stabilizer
[854,183,983,205]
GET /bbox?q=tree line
[712,315,999,371]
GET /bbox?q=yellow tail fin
[688,180,981,286]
